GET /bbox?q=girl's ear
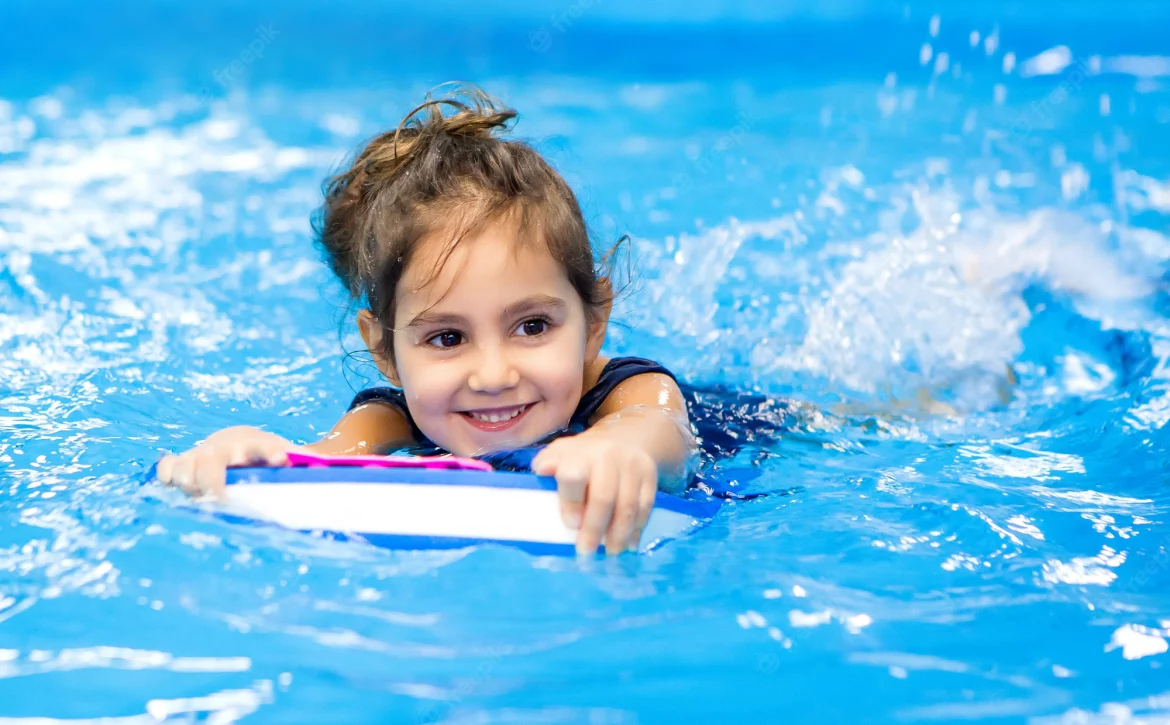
[585,278,613,364]
[357,309,401,387]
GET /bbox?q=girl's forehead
[397,222,574,311]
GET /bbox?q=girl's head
[315,85,614,456]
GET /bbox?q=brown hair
[313,83,614,361]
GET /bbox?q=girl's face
[360,218,608,457]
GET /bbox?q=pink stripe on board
[286,450,494,472]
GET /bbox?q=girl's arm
[589,372,695,492]
[304,402,414,455]
[157,403,414,496]
[531,372,696,557]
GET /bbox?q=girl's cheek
[532,349,586,402]
[396,350,451,399]
[417,365,468,408]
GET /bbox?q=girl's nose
[467,346,520,393]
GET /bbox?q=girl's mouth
[459,403,533,432]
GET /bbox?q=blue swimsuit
[348,356,676,469]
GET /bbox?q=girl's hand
[156,426,298,498]
[531,433,659,556]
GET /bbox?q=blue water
[3,1,1170,721]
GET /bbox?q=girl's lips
[459,403,533,432]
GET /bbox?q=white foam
[627,169,1164,405]
[1019,46,1073,77]
[961,443,1084,481]
[1106,624,1169,660]
[0,646,252,679]
[1028,488,1152,508]
[789,609,833,627]
[774,200,1149,395]
[619,83,670,111]
[919,43,933,66]
[1117,170,1170,213]
[1060,163,1090,200]
[146,681,273,722]
[320,113,361,137]
[1042,546,1126,586]
[848,651,969,673]
[984,28,999,56]
[1033,691,1170,724]
[1101,55,1170,78]
[0,100,342,404]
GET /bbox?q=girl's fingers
[156,455,176,484]
[192,449,227,498]
[605,460,641,556]
[156,430,295,499]
[168,454,197,495]
[239,438,277,466]
[258,439,294,467]
[263,447,290,467]
[224,445,251,468]
[553,457,589,531]
[530,446,558,475]
[630,461,658,552]
[224,437,289,468]
[577,456,617,556]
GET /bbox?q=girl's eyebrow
[404,296,566,329]
[505,295,568,317]
[405,310,468,329]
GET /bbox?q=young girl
[157,86,696,556]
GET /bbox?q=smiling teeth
[469,406,525,423]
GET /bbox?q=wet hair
[313,83,615,361]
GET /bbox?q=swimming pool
[3,0,1170,721]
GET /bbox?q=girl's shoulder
[571,356,678,428]
[348,386,431,447]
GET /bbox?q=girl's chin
[441,423,556,457]
[434,424,528,458]
[432,409,572,457]
[460,432,537,455]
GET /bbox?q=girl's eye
[426,331,464,349]
[515,318,549,337]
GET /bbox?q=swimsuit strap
[567,356,676,428]
[348,386,430,447]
